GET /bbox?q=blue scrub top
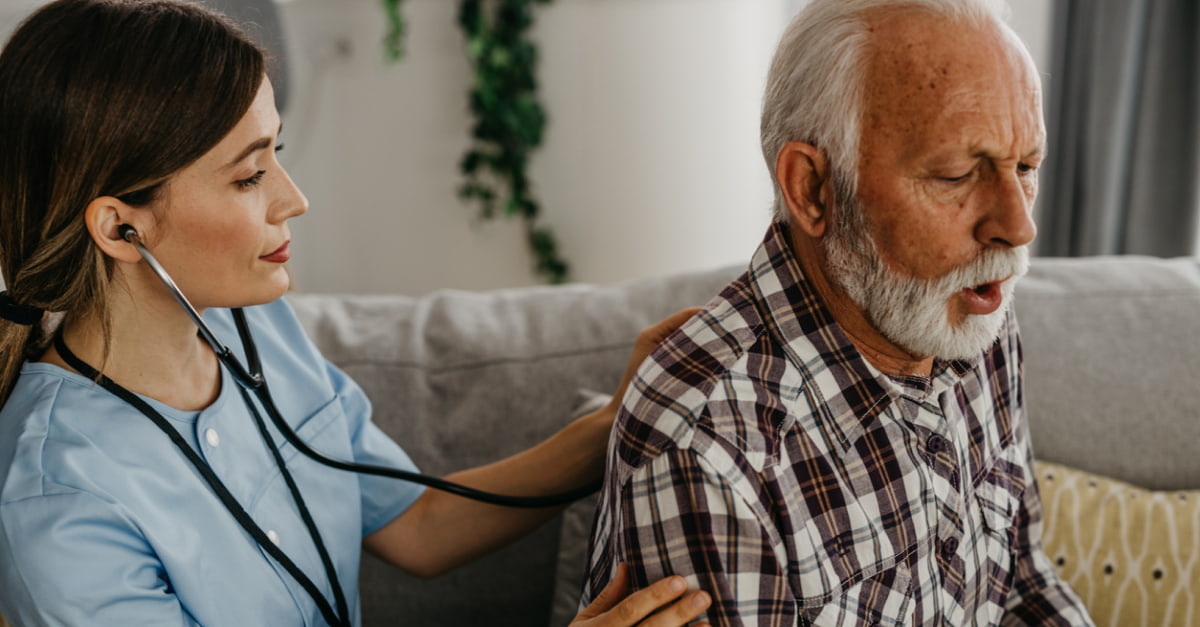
[0,299,425,626]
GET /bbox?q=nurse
[0,0,710,625]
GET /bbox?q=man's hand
[571,563,711,627]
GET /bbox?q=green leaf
[381,0,407,61]
[450,0,567,283]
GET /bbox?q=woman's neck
[42,282,222,411]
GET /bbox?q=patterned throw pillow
[1036,461,1199,627]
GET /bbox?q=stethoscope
[53,225,599,627]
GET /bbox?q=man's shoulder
[612,274,819,474]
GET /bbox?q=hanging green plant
[381,0,569,284]
[381,0,407,61]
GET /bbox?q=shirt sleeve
[323,359,426,537]
[0,491,197,626]
[613,448,794,627]
[1000,422,1095,626]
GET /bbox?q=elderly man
[582,0,1094,625]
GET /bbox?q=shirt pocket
[799,562,916,627]
[248,397,361,625]
[789,512,924,626]
[272,395,351,464]
[975,454,1021,541]
[972,455,1023,599]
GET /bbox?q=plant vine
[381,0,569,284]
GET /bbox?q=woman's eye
[235,170,266,190]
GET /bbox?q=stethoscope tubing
[53,332,351,627]
[119,224,599,508]
[66,226,604,627]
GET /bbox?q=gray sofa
[287,254,1200,627]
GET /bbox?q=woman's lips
[959,278,1007,316]
[260,241,290,263]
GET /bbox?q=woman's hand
[570,307,700,481]
[571,564,711,627]
[606,307,702,415]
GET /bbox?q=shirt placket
[896,385,970,620]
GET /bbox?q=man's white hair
[760,0,1013,222]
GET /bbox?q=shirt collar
[743,221,980,450]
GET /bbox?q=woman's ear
[84,196,145,264]
[776,142,833,238]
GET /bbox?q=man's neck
[788,228,935,378]
[42,276,222,411]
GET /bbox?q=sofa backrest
[1014,255,1200,491]
[290,269,736,626]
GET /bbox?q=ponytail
[0,319,38,405]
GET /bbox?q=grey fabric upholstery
[1015,255,1200,490]
[287,254,1200,626]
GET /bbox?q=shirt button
[267,529,281,546]
[927,434,948,454]
[205,428,220,448]
[941,537,960,559]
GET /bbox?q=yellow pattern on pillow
[1036,460,1199,627]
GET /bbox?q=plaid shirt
[583,222,1092,626]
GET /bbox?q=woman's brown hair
[0,0,265,404]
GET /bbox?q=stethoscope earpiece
[117,224,138,242]
[63,224,599,627]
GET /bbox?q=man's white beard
[821,195,1029,361]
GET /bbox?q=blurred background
[0,0,1193,296]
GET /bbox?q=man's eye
[940,172,972,184]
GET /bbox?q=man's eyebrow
[966,142,1047,162]
[223,123,284,170]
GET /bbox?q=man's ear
[84,196,146,264]
[776,141,833,238]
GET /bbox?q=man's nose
[975,172,1037,248]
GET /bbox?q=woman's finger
[596,574,696,626]
[573,563,632,620]
[637,589,712,627]
[637,307,702,350]
[610,307,702,410]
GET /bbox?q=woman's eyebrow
[223,122,284,170]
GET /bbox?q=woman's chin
[216,278,291,310]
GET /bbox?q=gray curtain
[1037,0,1200,257]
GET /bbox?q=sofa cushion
[1037,460,1200,626]
[1014,256,1200,490]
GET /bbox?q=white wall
[277,0,787,295]
[0,0,1056,295]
